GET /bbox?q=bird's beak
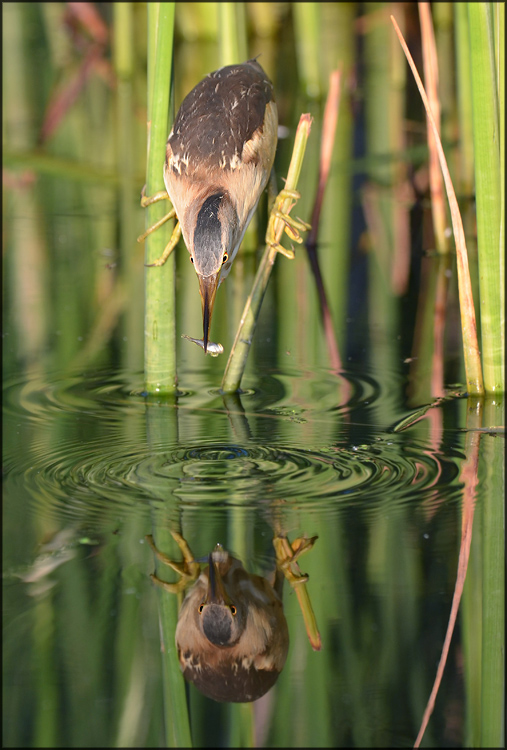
[207,553,229,604]
[198,272,220,354]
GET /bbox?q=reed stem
[144,3,177,394]
[468,3,504,394]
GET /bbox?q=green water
[2,4,504,748]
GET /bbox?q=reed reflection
[146,530,319,702]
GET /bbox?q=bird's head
[189,191,239,353]
[197,551,245,647]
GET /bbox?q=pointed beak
[198,272,220,353]
[207,553,228,604]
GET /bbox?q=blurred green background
[3,3,504,748]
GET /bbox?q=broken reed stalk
[391,15,484,395]
[221,114,313,394]
[272,535,322,651]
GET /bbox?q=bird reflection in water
[145,530,319,703]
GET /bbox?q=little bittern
[177,546,288,702]
[162,59,278,353]
[146,534,288,703]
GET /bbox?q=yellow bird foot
[137,186,181,267]
[139,185,171,208]
[144,221,182,267]
[137,207,177,241]
[266,188,311,258]
[145,531,200,595]
[273,533,318,587]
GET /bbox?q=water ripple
[5,434,460,526]
[3,368,462,527]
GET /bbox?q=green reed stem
[221,114,313,393]
[146,403,191,748]
[144,3,177,394]
[218,2,248,66]
[292,2,322,98]
[149,526,193,748]
[468,3,504,394]
[480,397,505,747]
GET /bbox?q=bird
[146,59,278,353]
[175,544,288,703]
[145,533,288,703]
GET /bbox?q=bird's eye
[222,253,228,265]
[198,604,204,613]
[190,257,194,264]
[230,605,237,616]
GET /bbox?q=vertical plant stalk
[496,3,505,256]
[418,2,450,253]
[272,535,322,651]
[292,2,322,98]
[391,15,484,395]
[468,3,504,394]
[430,254,451,398]
[144,3,177,394]
[480,398,505,747]
[221,114,313,394]
[306,69,343,372]
[145,392,190,746]
[218,2,248,66]
[148,525,192,748]
[114,3,144,372]
[413,398,481,748]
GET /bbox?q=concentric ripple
[2,363,402,425]
[4,432,460,526]
[3,368,463,527]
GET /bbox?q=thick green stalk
[221,114,312,393]
[468,3,504,393]
[144,3,177,393]
[480,397,505,747]
[218,2,248,66]
[149,524,193,748]
[146,404,191,747]
[292,3,322,98]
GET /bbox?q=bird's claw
[272,211,311,241]
[137,187,180,265]
[146,531,200,595]
[272,534,318,587]
[141,221,182,266]
[139,186,171,208]
[265,188,310,258]
[267,241,295,259]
